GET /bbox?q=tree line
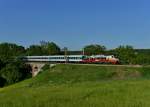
[0,41,149,87]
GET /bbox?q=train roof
[23,55,84,58]
[90,55,115,58]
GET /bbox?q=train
[21,55,119,64]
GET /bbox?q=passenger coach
[22,55,85,63]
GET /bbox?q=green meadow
[0,64,150,107]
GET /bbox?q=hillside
[0,64,150,107]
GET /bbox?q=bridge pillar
[26,62,45,77]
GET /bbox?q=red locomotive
[82,55,119,64]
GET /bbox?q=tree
[134,49,150,65]
[0,43,32,87]
[0,61,32,86]
[115,45,136,64]
[135,53,150,65]
[26,45,44,56]
[0,64,22,85]
[0,43,25,62]
[26,41,61,55]
[83,44,106,55]
[41,41,61,55]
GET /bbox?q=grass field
[0,64,150,107]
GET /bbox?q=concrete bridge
[26,62,56,77]
[26,62,45,77]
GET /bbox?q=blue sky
[0,0,150,50]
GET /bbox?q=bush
[140,67,150,78]
[0,61,32,86]
[0,77,6,87]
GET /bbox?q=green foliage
[140,67,150,78]
[0,61,32,87]
[0,41,61,87]
[0,64,22,85]
[84,44,106,55]
[0,43,25,62]
[41,41,61,55]
[26,41,61,55]
[115,45,136,64]
[135,53,150,65]
[0,59,5,70]
[0,43,32,87]
[26,45,44,56]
